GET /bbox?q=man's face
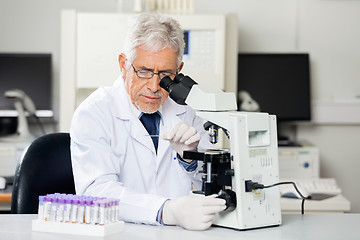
[121,47,182,113]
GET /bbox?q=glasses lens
[137,70,153,79]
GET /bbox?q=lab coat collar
[111,77,155,152]
[112,76,133,120]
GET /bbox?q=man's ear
[119,53,127,79]
[178,62,184,73]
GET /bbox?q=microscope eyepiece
[173,73,185,83]
[159,76,174,92]
[159,73,198,105]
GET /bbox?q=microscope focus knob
[217,189,236,212]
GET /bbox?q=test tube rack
[32,219,125,237]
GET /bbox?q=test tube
[64,196,72,222]
[38,196,45,220]
[104,200,109,225]
[108,200,113,223]
[44,196,52,221]
[84,198,92,224]
[50,196,58,222]
[98,200,106,226]
[71,198,79,223]
[115,199,120,222]
[77,199,85,224]
[107,200,112,224]
[110,200,116,223]
[56,198,65,222]
[91,200,99,225]
[38,193,120,226]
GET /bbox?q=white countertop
[0,213,359,240]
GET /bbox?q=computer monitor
[237,53,311,121]
[0,53,52,117]
[237,53,311,144]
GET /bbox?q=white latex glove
[161,121,200,158]
[162,194,226,230]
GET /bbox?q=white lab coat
[70,76,211,225]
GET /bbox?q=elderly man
[70,13,225,230]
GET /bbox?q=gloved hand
[161,121,200,158]
[162,194,226,230]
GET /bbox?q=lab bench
[0,214,359,240]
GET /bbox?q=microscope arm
[5,89,36,115]
[4,89,36,140]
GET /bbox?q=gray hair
[123,13,185,68]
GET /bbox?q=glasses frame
[131,64,177,80]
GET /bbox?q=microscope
[160,74,282,230]
[1,89,36,142]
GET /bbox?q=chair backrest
[11,132,76,214]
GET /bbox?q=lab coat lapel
[112,76,157,155]
[156,98,187,163]
[129,117,157,154]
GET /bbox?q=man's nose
[147,74,161,92]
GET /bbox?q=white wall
[1,0,359,212]
[297,0,360,214]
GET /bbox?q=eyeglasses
[131,64,176,80]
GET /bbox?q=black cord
[245,180,307,214]
[263,182,306,215]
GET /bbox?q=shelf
[311,100,360,125]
